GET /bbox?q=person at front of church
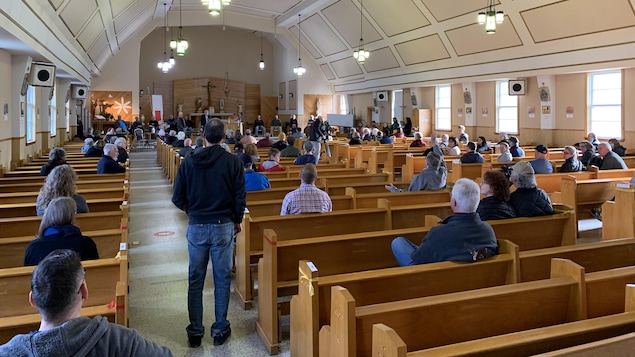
[131,116,143,131]
[114,115,128,134]
[253,114,266,136]
[281,136,301,158]
[97,144,126,174]
[558,145,585,172]
[460,142,484,163]
[270,114,282,135]
[508,136,525,157]
[240,154,270,192]
[390,117,401,135]
[390,178,498,266]
[529,144,553,174]
[258,148,284,172]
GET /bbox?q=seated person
[131,116,143,131]
[558,145,585,172]
[253,115,266,136]
[361,127,372,141]
[40,147,67,176]
[177,138,194,158]
[224,129,237,145]
[270,115,282,135]
[148,117,159,131]
[241,154,270,191]
[280,163,332,215]
[164,130,177,145]
[244,143,261,167]
[390,178,498,266]
[240,129,258,145]
[458,125,469,144]
[444,136,461,156]
[578,140,595,166]
[233,142,244,155]
[258,148,284,172]
[81,138,93,153]
[529,144,553,174]
[172,131,186,148]
[272,132,288,151]
[256,132,274,148]
[290,124,303,138]
[439,134,449,147]
[497,142,513,162]
[609,138,627,157]
[281,136,301,157]
[24,197,98,266]
[509,161,553,217]
[477,170,516,220]
[409,132,426,147]
[3,250,173,355]
[114,115,128,134]
[114,137,129,164]
[378,131,393,144]
[294,142,317,165]
[84,140,105,157]
[460,142,484,163]
[348,131,362,145]
[476,136,490,153]
[36,165,89,217]
[386,152,446,192]
[508,136,525,157]
[586,132,600,149]
[97,144,126,174]
[596,142,628,170]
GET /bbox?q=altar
[190,112,242,134]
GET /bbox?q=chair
[133,128,148,149]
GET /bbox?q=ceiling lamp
[293,14,306,76]
[259,32,265,70]
[202,0,229,16]
[157,3,173,73]
[175,0,188,55]
[353,0,370,64]
[477,0,504,34]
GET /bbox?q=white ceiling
[2,0,635,90]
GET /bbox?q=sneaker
[188,335,202,348]
[590,208,603,222]
[213,327,231,346]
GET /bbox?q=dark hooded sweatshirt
[172,145,246,225]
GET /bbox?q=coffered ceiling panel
[60,0,98,36]
[88,32,109,61]
[446,19,522,56]
[302,14,348,57]
[114,0,155,34]
[289,25,322,60]
[111,0,136,18]
[423,0,497,22]
[48,0,64,11]
[117,1,156,45]
[330,56,364,78]
[78,11,105,51]
[322,0,382,48]
[395,34,450,66]
[365,0,429,37]
[362,47,400,73]
[521,0,635,43]
[320,63,336,80]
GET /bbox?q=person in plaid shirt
[280,163,332,215]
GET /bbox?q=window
[26,86,36,143]
[497,81,518,134]
[589,71,622,139]
[339,95,348,115]
[391,90,403,120]
[65,99,70,133]
[435,86,451,131]
[50,86,56,137]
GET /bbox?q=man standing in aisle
[308,116,326,164]
[172,119,246,348]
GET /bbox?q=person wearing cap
[280,163,332,215]
[558,145,585,172]
[497,142,513,163]
[460,142,484,163]
[391,178,498,266]
[508,136,525,157]
[596,142,628,170]
[294,142,317,165]
[509,161,553,217]
[529,144,553,174]
[240,153,270,191]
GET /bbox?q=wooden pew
[346,187,450,209]
[0,209,127,238]
[287,239,519,357]
[325,181,409,196]
[447,161,484,182]
[602,186,635,240]
[246,195,354,217]
[0,186,128,204]
[326,259,635,356]
[0,198,126,218]
[0,229,127,268]
[533,331,635,357]
[561,176,631,221]
[0,178,126,193]
[2,167,100,177]
[371,287,635,356]
[0,254,128,344]
[268,173,390,189]
[0,172,127,185]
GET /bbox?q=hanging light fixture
[202,0,229,16]
[259,32,265,70]
[353,0,370,64]
[293,14,306,76]
[477,0,504,34]
[176,0,188,55]
[157,3,173,73]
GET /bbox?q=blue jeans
[310,141,321,164]
[391,237,417,266]
[254,125,266,136]
[186,222,234,337]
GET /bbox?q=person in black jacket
[24,197,98,266]
[85,140,105,157]
[509,161,553,217]
[308,116,326,164]
[97,144,126,174]
[477,170,516,221]
[40,147,67,176]
[558,145,585,172]
[171,118,245,348]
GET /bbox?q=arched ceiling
[2,0,635,91]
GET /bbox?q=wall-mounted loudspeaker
[376,91,388,102]
[29,63,56,87]
[71,85,88,99]
[508,79,526,96]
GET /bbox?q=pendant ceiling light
[172,0,188,55]
[293,14,306,76]
[353,0,370,63]
[259,31,265,70]
[477,0,504,34]
[203,0,230,16]
[157,3,173,73]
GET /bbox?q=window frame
[26,86,36,143]
[588,70,622,140]
[435,85,451,131]
[50,86,56,138]
[496,80,518,135]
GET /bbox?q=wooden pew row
[362,147,427,175]
[0,178,126,193]
[371,292,635,357]
[0,172,127,185]
[561,176,634,221]
[245,182,411,203]
[256,207,574,354]
[0,252,129,344]
[267,173,391,190]
[0,198,126,218]
[0,229,127,268]
[323,258,635,356]
[0,186,129,205]
[292,237,635,356]
[602,186,635,241]
[3,167,99,177]
[13,162,100,171]
[262,167,364,179]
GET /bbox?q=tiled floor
[127,150,290,356]
[126,149,603,356]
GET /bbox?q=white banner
[151,95,163,122]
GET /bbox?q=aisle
[126,150,290,356]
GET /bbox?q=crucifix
[201,81,216,110]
